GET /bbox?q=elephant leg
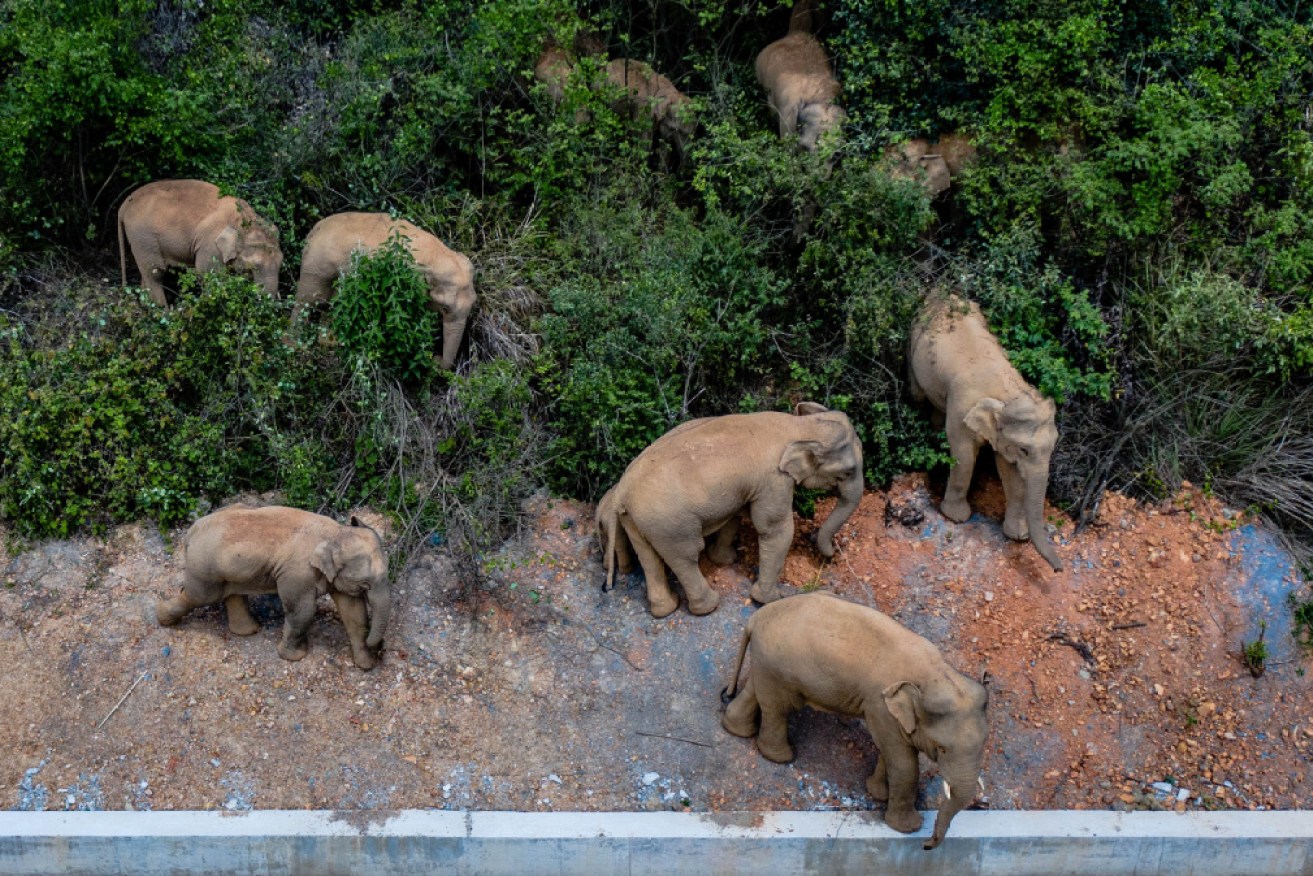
[878,740,924,834]
[277,595,317,662]
[941,434,980,524]
[996,454,1029,540]
[722,673,762,738]
[156,585,206,627]
[754,682,796,763]
[614,526,636,577]
[867,752,890,801]
[622,519,679,619]
[224,594,260,636]
[661,535,720,616]
[331,592,377,671]
[706,516,740,566]
[749,501,794,605]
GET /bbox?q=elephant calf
[722,592,988,849]
[597,403,863,617]
[118,179,283,306]
[883,133,977,198]
[157,505,391,670]
[908,294,1063,571]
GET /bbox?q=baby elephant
[156,505,391,670]
[722,592,988,849]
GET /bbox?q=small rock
[642,772,659,786]
[547,774,563,785]
[1151,782,1174,795]
[983,591,994,602]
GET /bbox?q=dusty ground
[2,474,1311,818]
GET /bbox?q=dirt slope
[2,475,1310,817]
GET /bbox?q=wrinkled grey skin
[118,179,283,305]
[597,402,863,617]
[722,592,988,849]
[156,505,390,671]
[293,212,476,370]
[908,294,1063,571]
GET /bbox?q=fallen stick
[635,731,713,748]
[97,672,148,730]
[1112,621,1147,631]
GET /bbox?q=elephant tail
[788,0,814,33]
[118,209,128,289]
[720,616,754,704]
[602,515,617,592]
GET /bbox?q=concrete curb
[1,809,1311,875]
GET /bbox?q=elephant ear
[779,440,822,484]
[310,538,343,584]
[883,681,923,735]
[793,401,829,417]
[963,398,1005,446]
[215,226,240,265]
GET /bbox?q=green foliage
[330,230,438,384]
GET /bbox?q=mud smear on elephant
[0,478,1310,821]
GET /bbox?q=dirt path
[2,475,1310,816]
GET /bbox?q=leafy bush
[330,231,439,384]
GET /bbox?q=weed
[1242,621,1268,678]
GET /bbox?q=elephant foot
[155,599,185,627]
[884,805,923,834]
[648,593,679,619]
[350,647,378,671]
[686,589,720,616]
[1002,516,1029,540]
[707,544,737,566]
[866,773,890,801]
[750,582,781,605]
[721,706,759,739]
[940,496,971,523]
[277,640,309,662]
[757,739,794,764]
[228,616,261,637]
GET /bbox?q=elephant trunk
[924,766,978,851]
[258,264,280,297]
[440,312,469,371]
[816,472,863,558]
[366,585,391,649]
[1025,475,1063,572]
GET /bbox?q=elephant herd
[138,2,1070,850]
[155,293,1061,849]
[117,180,477,371]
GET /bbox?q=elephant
[883,133,977,198]
[908,294,1064,571]
[721,591,988,849]
[603,58,697,156]
[755,31,845,152]
[534,41,575,105]
[293,212,476,371]
[118,179,284,306]
[156,505,391,671]
[597,403,863,617]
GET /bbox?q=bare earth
[2,474,1310,817]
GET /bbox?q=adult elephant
[755,30,845,153]
[294,213,476,371]
[597,403,864,617]
[722,591,989,849]
[118,179,284,306]
[156,505,391,671]
[908,294,1063,571]
[604,58,697,156]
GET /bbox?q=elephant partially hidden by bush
[755,12,845,153]
[156,505,391,671]
[883,133,978,198]
[118,179,284,306]
[293,212,476,371]
[908,294,1064,571]
[597,403,864,617]
[721,591,989,849]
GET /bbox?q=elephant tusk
[943,780,952,801]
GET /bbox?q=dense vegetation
[2,0,1312,572]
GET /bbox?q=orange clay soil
[1,473,1309,816]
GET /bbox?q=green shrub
[330,231,438,384]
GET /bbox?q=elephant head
[214,210,283,296]
[310,517,391,649]
[883,677,989,850]
[420,252,476,371]
[780,402,865,558]
[798,102,847,153]
[964,394,1063,571]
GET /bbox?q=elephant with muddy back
[118,179,284,306]
[156,505,391,671]
[754,5,845,154]
[294,212,477,371]
[596,403,864,617]
[721,591,989,849]
[908,294,1064,571]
